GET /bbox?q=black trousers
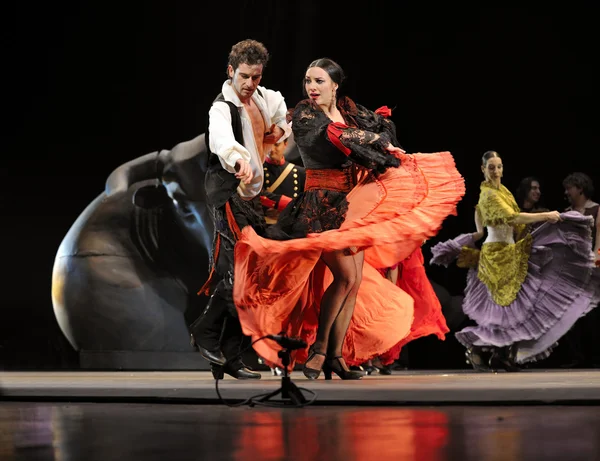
[190,194,265,362]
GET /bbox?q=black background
[3,3,598,369]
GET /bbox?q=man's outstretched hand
[235,159,253,184]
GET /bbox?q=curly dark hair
[562,172,595,198]
[227,39,269,73]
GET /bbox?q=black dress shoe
[190,334,226,365]
[211,362,261,380]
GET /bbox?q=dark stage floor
[2,369,600,404]
[2,370,600,460]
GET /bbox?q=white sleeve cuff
[216,148,247,173]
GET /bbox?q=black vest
[204,90,263,208]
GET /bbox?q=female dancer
[430,150,599,371]
[232,58,465,379]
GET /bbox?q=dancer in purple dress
[430,151,599,371]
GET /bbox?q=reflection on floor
[1,402,599,461]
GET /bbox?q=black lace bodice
[290,97,401,173]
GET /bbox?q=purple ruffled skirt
[430,211,600,364]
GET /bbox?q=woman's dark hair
[481,150,500,166]
[515,176,542,208]
[562,172,595,198]
[302,57,345,98]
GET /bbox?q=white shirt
[208,81,292,200]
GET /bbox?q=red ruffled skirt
[233,152,465,368]
[376,247,450,365]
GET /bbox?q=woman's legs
[304,249,363,371]
[327,250,364,360]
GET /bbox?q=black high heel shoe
[360,359,376,375]
[465,346,492,372]
[303,347,326,380]
[375,364,393,375]
[324,356,363,380]
[489,346,521,372]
